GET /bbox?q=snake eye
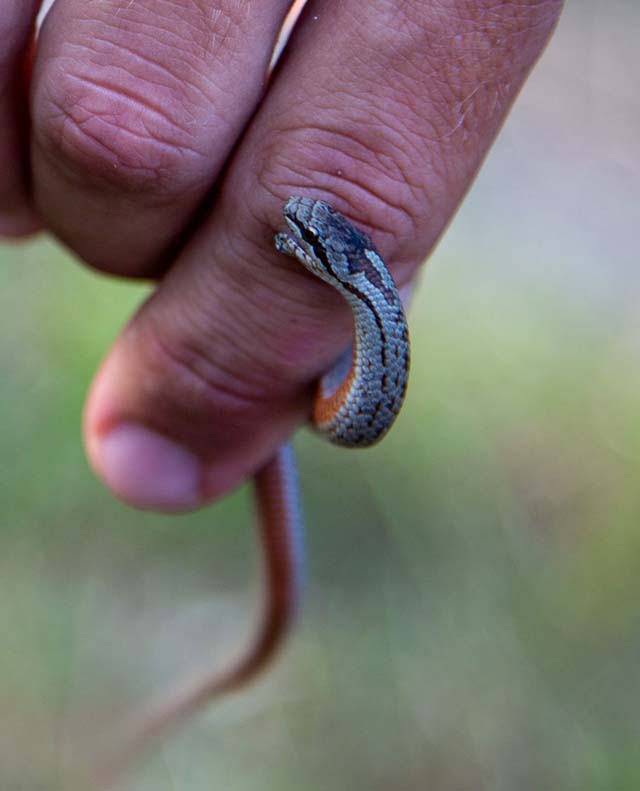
[301,225,320,246]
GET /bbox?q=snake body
[276,197,410,446]
[98,197,410,785]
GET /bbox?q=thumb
[84,189,358,512]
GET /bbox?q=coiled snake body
[99,197,410,784]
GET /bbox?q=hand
[1,0,564,512]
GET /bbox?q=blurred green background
[2,2,640,789]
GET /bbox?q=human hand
[1,0,564,512]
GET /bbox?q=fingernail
[97,423,203,512]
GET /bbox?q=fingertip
[88,422,204,514]
[84,353,207,513]
[82,322,306,515]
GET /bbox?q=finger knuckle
[33,52,210,197]
[139,314,270,425]
[257,121,427,258]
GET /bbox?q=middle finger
[30,0,294,276]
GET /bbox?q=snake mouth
[281,199,330,264]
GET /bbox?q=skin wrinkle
[304,122,419,205]
[39,90,205,190]
[104,17,228,70]
[258,125,423,251]
[35,123,211,216]
[217,226,324,314]
[143,266,297,392]
[258,150,431,282]
[428,75,505,144]
[140,346,262,420]
[342,49,451,145]
[142,322,283,414]
[60,36,221,108]
[35,28,228,194]
[404,49,524,147]
[56,21,199,81]
[413,59,511,142]
[442,0,562,60]
[55,40,242,154]
[158,286,261,377]
[339,12,437,92]
[395,1,561,77]
[477,0,563,30]
[61,72,204,145]
[228,271,352,380]
[442,79,499,141]
[95,0,241,59]
[102,0,288,80]
[197,261,343,386]
[142,297,308,415]
[47,23,224,116]
[340,0,531,101]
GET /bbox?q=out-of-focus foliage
[1,2,639,789]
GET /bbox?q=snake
[97,197,410,785]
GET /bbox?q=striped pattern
[275,196,410,446]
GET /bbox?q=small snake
[98,197,410,784]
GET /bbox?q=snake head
[276,196,376,286]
